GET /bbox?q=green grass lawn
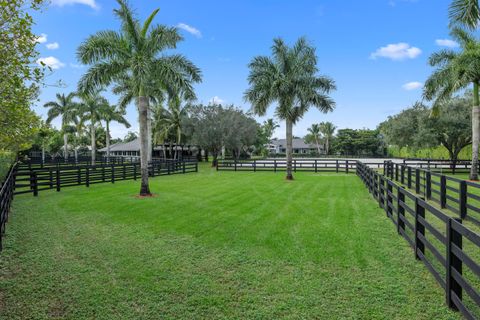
[0,164,461,319]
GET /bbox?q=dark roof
[99,138,140,152]
[271,138,317,149]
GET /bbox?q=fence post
[49,169,53,189]
[111,164,115,183]
[426,171,432,200]
[77,167,81,185]
[183,161,186,174]
[253,159,256,172]
[414,199,425,260]
[401,165,405,185]
[134,163,137,180]
[387,182,393,217]
[274,159,277,173]
[346,160,349,174]
[446,218,463,310]
[407,166,412,188]
[315,159,318,173]
[56,168,61,191]
[336,160,339,173]
[395,164,399,181]
[459,181,467,219]
[397,189,405,235]
[234,159,237,172]
[294,160,297,172]
[440,175,447,209]
[415,169,420,194]
[378,176,384,208]
[32,172,38,197]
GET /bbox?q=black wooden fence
[0,165,16,251]
[216,159,386,173]
[384,161,480,227]
[14,159,198,196]
[358,161,480,319]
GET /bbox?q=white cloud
[402,81,423,90]
[209,96,225,105]
[177,23,202,38]
[46,42,59,50]
[435,39,459,48]
[69,63,84,69]
[370,43,421,61]
[36,33,48,43]
[51,0,98,10]
[36,56,65,69]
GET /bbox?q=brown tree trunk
[286,119,294,180]
[471,105,480,180]
[138,96,151,195]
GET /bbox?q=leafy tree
[423,28,480,179]
[0,0,44,152]
[333,129,384,156]
[44,93,77,159]
[100,104,130,161]
[71,111,88,162]
[77,0,201,196]
[222,107,259,159]
[244,37,336,180]
[32,122,55,163]
[124,131,138,142]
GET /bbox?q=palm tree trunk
[147,104,153,163]
[315,136,320,155]
[326,138,330,155]
[138,96,151,196]
[91,123,96,166]
[106,121,111,163]
[471,84,480,180]
[63,132,68,162]
[42,145,45,164]
[286,119,294,180]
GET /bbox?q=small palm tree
[319,122,336,155]
[263,118,279,141]
[424,27,480,180]
[152,95,189,159]
[44,92,77,160]
[71,112,87,163]
[449,0,480,29]
[244,37,336,180]
[77,91,109,165]
[307,124,322,154]
[100,104,131,161]
[77,0,201,196]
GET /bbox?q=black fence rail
[384,162,480,227]
[402,159,477,174]
[357,161,480,319]
[216,159,386,173]
[21,156,139,168]
[14,160,198,196]
[0,164,16,251]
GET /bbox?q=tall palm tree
[244,37,336,180]
[423,28,480,180]
[449,0,480,29]
[77,91,109,165]
[307,124,322,154]
[71,110,87,163]
[319,121,336,155]
[100,104,131,161]
[77,0,201,196]
[44,92,77,160]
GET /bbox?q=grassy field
[0,164,461,319]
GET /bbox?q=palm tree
[77,0,201,196]
[71,109,88,163]
[319,121,336,155]
[100,104,131,162]
[77,91,109,165]
[244,37,336,180]
[307,124,322,154]
[44,92,77,160]
[449,0,480,29]
[423,27,480,180]
[263,118,279,141]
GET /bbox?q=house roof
[99,138,193,152]
[270,138,317,149]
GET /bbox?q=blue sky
[33,0,455,139]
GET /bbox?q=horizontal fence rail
[14,160,198,196]
[216,159,386,173]
[384,161,480,227]
[358,161,480,319]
